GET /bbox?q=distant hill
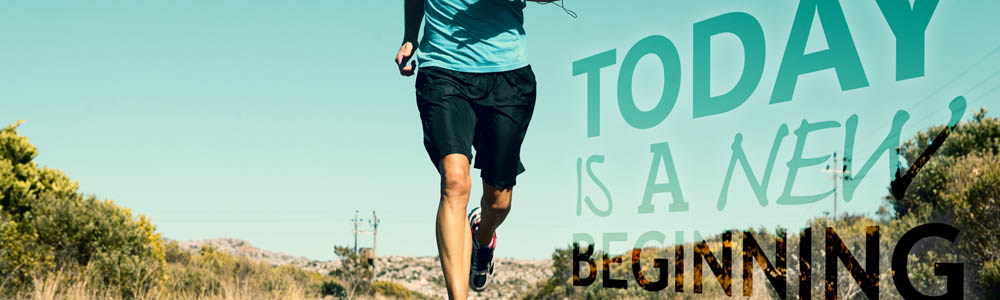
[173,237,344,274]
[175,238,553,300]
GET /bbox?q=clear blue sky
[2,1,999,260]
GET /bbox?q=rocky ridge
[174,238,552,300]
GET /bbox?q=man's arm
[396,0,424,76]
[403,0,423,45]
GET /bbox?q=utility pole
[370,210,379,259]
[352,210,360,254]
[370,210,380,280]
[352,212,378,254]
[350,210,380,280]
[823,152,851,222]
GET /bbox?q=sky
[1,0,999,260]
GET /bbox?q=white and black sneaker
[468,207,495,292]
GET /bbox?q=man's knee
[441,168,471,201]
[438,154,471,202]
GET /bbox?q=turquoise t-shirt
[417,0,529,73]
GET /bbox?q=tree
[331,246,372,299]
[0,120,165,298]
[891,107,1000,216]
[889,107,1000,295]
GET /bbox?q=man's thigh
[472,66,537,189]
[416,67,480,169]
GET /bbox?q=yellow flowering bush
[0,121,165,298]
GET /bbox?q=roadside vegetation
[521,108,999,299]
[2,109,996,299]
[0,120,435,300]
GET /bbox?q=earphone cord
[538,0,578,18]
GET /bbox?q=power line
[977,81,1000,100]
[853,42,1000,150]
[894,69,1000,138]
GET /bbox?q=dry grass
[9,268,430,300]
[12,272,325,300]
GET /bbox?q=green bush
[30,194,165,297]
[890,109,1000,293]
[332,245,373,298]
[1,120,436,299]
[159,243,330,299]
[892,107,1000,217]
[161,260,222,297]
[983,257,1000,298]
[520,110,1000,299]
[160,242,222,297]
[321,279,347,298]
[0,121,165,298]
[372,281,414,299]
[372,280,438,300]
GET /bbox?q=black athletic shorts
[415,65,536,189]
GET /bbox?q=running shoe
[468,207,495,292]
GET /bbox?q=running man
[395,0,549,298]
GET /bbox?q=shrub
[371,281,414,299]
[332,246,372,299]
[1,120,435,299]
[891,107,1000,217]
[159,244,331,299]
[161,260,222,297]
[983,257,1000,298]
[0,121,165,298]
[321,279,348,298]
[30,194,165,297]
[890,109,1000,293]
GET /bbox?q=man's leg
[469,65,534,291]
[475,181,512,247]
[435,154,474,300]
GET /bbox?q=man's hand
[400,0,423,77]
[396,42,417,76]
